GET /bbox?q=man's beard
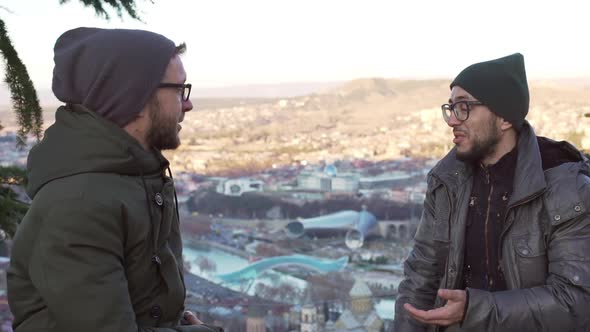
[456,118,500,163]
[146,98,181,151]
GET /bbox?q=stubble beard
[455,118,500,163]
[146,97,181,151]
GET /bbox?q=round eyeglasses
[441,100,484,122]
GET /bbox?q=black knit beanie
[450,53,529,131]
[52,27,176,127]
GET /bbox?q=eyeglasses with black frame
[441,100,484,122]
[158,83,192,101]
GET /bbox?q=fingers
[404,305,455,326]
[183,311,203,325]
[438,288,465,302]
[403,299,464,327]
[404,303,450,321]
[403,303,430,324]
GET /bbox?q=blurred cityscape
[0,128,427,330]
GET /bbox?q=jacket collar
[432,121,546,204]
[510,121,546,205]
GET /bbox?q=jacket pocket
[512,232,548,287]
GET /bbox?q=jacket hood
[26,104,168,198]
[52,27,176,127]
[538,135,585,170]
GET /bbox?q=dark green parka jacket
[8,105,209,332]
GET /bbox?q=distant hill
[3,77,590,175]
[0,81,341,131]
[0,81,341,110]
[192,81,343,98]
[167,77,590,174]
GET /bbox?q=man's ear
[499,117,513,131]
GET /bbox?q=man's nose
[446,112,461,127]
[183,99,194,112]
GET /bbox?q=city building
[358,171,412,190]
[377,220,416,241]
[300,289,318,332]
[216,178,264,196]
[297,164,360,193]
[285,209,378,249]
[246,306,267,332]
[331,278,383,331]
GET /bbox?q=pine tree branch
[0,5,16,14]
[0,19,43,148]
[0,166,27,186]
[0,167,28,238]
[0,185,28,238]
[58,0,154,21]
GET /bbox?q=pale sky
[2,0,590,95]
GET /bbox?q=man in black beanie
[8,28,223,332]
[394,53,590,331]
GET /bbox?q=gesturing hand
[403,289,467,326]
[182,310,203,325]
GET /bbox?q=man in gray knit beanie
[8,28,224,332]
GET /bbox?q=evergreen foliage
[59,0,150,20]
[0,19,43,147]
[0,166,27,238]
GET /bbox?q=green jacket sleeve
[28,199,209,332]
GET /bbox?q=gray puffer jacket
[394,122,590,332]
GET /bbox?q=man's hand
[403,289,467,326]
[182,311,203,325]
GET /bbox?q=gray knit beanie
[52,27,176,127]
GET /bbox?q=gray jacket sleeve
[393,175,450,332]
[461,170,590,332]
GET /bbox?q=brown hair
[175,43,187,55]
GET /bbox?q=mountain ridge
[165,78,590,174]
